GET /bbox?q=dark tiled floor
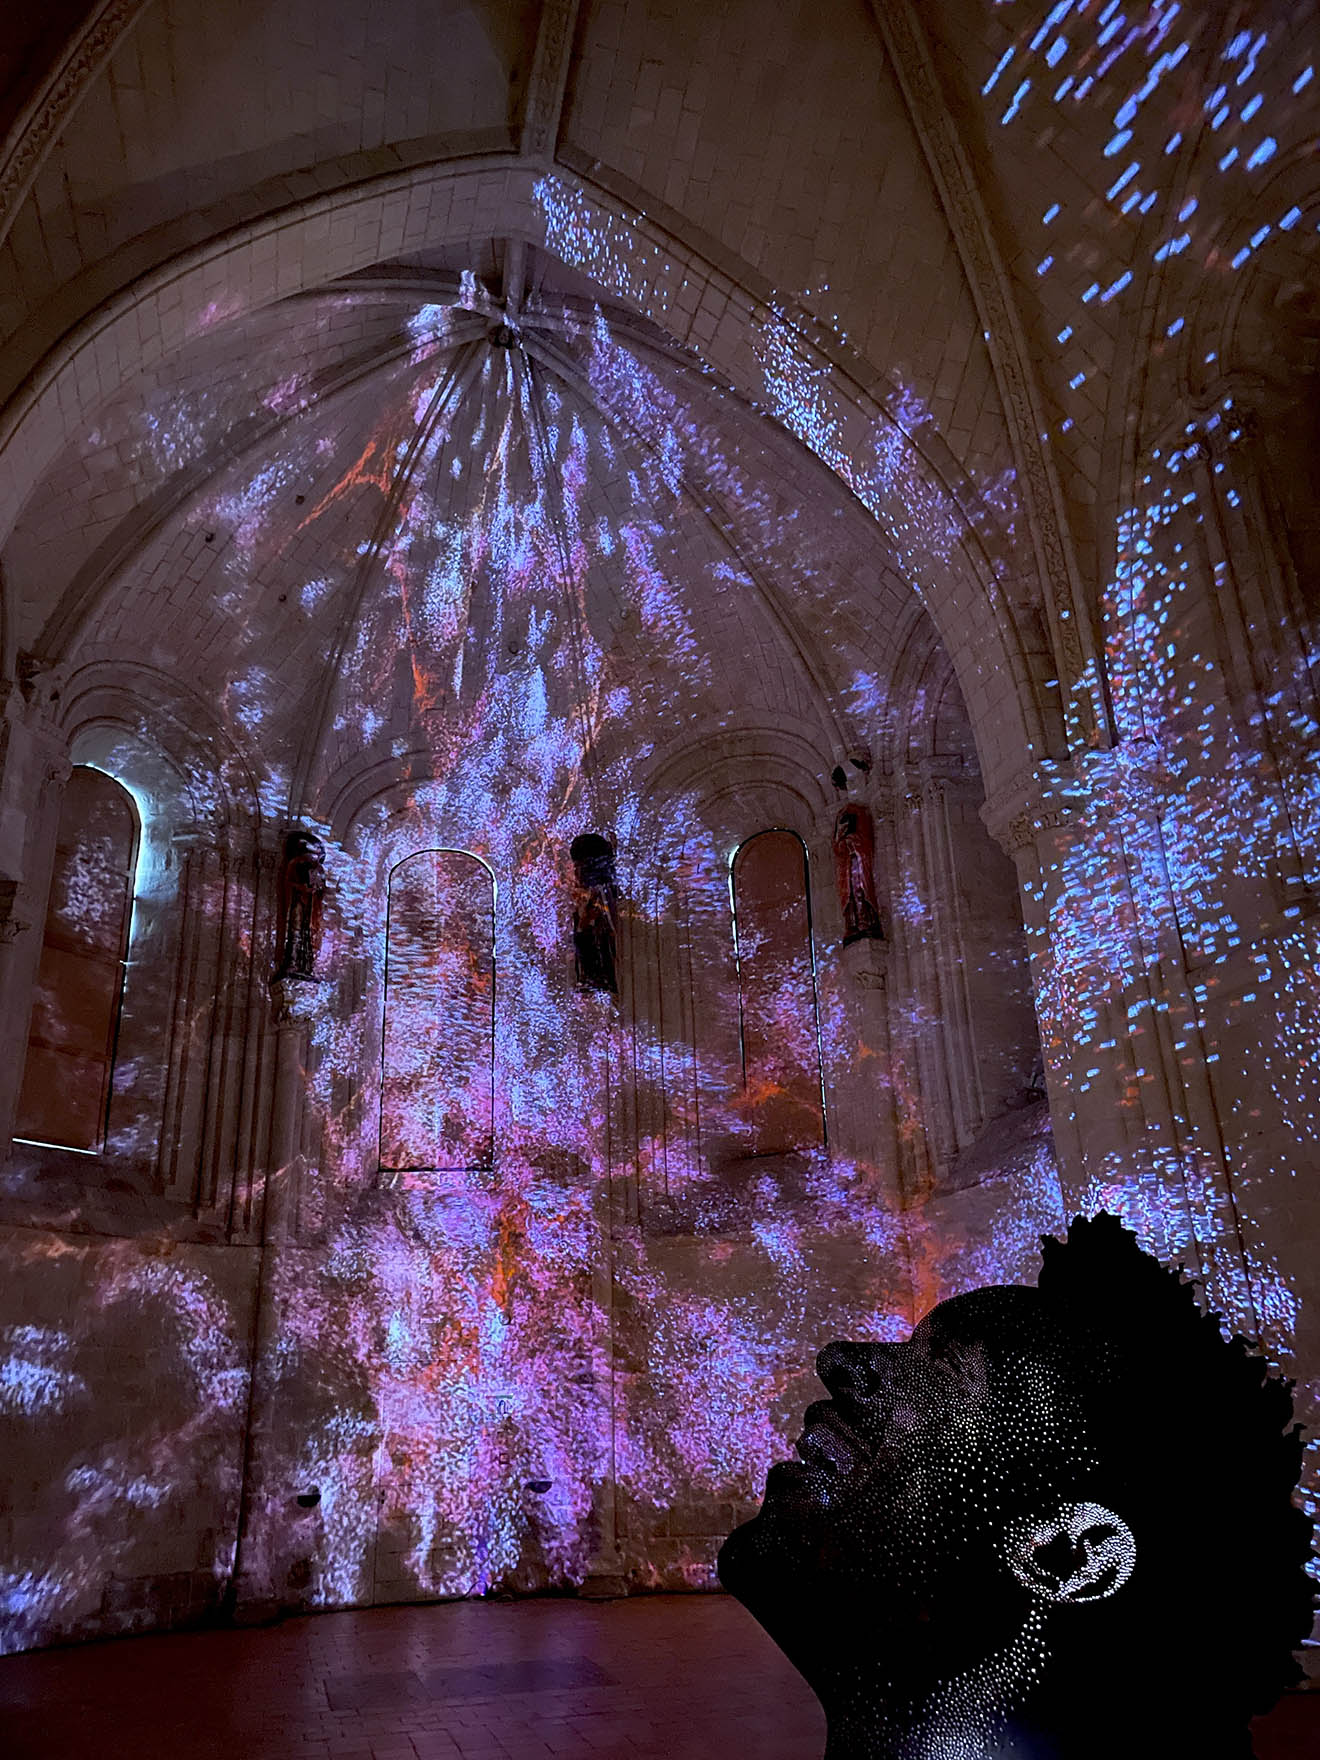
[0,1595,1315,1759]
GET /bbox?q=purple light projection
[3,0,1317,1652]
[535,0,1320,1584]
[5,280,958,1640]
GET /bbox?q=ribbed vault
[5,242,955,837]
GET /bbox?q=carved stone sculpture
[832,804,883,944]
[0,876,31,943]
[569,833,618,995]
[274,831,326,981]
[719,1213,1313,1759]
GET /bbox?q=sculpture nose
[815,1340,895,1400]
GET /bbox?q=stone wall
[1,0,1316,1653]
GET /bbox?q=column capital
[15,652,71,725]
[270,973,325,1026]
[982,744,1174,858]
[1145,385,1261,473]
[839,934,888,991]
[980,760,1080,856]
[0,877,32,942]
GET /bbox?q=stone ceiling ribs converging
[6,240,958,824]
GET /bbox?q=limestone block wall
[5,0,1314,1650]
[0,1226,256,1650]
[0,650,1054,1649]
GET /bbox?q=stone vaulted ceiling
[4,242,955,826]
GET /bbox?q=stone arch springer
[56,659,264,835]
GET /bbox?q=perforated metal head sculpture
[718,1214,1314,1759]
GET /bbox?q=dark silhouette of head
[718,1214,1314,1759]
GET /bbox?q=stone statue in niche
[274,830,327,980]
[832,804,883,944]
[718,1213,1313,1759]
[569,833,618,995]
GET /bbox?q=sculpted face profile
[718,1215,1314,1759]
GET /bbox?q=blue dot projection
[0,0,1317,1666]
[535,0,1320,1595]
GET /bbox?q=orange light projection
[731,830,826,1157]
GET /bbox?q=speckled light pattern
[719,1213,1313,1758]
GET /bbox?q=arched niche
[730,828,827,1159]
[5,671,272,1225]
[380,847,496,1175]
[14,765,139,1153]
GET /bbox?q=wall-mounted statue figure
[569,833,619,995]
[274,830,327,981]
[832,804,883,944]
[719,1213,1313,1760]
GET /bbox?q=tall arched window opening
[380,849,495,1173]
[15,766,140,1153]
[730,829,826,1155]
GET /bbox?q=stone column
[903,780,958,1172]
[227,971,321,1621]
[837,931,900,1173]
[1182,414,1320,899]
[152,823,280,1225]
[157,829,226,1205]
[266,975,321,1241]
[581,989,628,1598]
[227,840,282,1241]
[810,805,902,1195]
[985,756,1257,1335]
[884,768,991,1184]
[872,789,936,1204]
[915,771,986,1151]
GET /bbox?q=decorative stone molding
[982,745,1176,857]
[840,935,888,991]
[1161,412,1258,474]
[868,0,1103,745]
[1003,806,1066,858]
[16,653,69,716]
[1145,376,1265,472]
[41,752,73,795]
[892,763,976,815]
[0,878,31,943]
[269,974,323,1027]
[981,759,1083,858]
[0,1,156,251]
[521,0,580,161]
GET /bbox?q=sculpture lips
[794,1402,866,1477]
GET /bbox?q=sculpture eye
[936,1346,972,1383]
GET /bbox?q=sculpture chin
[719,1218,1316,1760]
[762,1457,835,1511]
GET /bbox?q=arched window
[730,829,826,1155]
[380,849,495,1173]
[15,766,139,1153]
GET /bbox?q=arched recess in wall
[730,829,827,1158]
[15,765,138,1153]
[25,665,271,1223]
[380,848,496,1174]
[621,725,839,1192]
